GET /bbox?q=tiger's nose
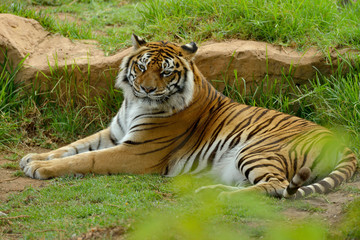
[140,85,157,93]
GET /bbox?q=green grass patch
[0,162,19,170]
[0,53,26,146]
[1,174,330,239]
[335,197,360,239]
[2,174,171,239]
[0,50,26,113]
[11,170,25,177]
[3,153,20,161]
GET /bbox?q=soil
[0,147,359,239]
[0,147,49,202]
[282,176,360,226]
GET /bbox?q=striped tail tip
[283,167,311,198]
[293,149,357,199]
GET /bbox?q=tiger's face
[116,34,198,111]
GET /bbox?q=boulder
[0,13,131,95]
[196,41,353,90]
[0,13,357,98]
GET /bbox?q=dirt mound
[1,13,357,94]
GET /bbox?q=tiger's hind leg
[195,173,289,199]
[195,184,243,194]
[217,177,289,200]
[213,168,311,200]
[195,177,287,200]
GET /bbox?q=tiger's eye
[138,64,145,72]
[162,70,173,77]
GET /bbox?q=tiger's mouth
[132,88,170,102]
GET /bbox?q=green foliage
[139,0,360,50]
[127,176,326,240]
[0,52,26,146]
[299,55,360,153]
[0,51,26,112]
[12,170,25,177]
[336,197,360,239]
[264,222,326,240]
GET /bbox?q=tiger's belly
[168,146,249,186]
[209,146,249,186]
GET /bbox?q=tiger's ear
[131,34,147,50]
[180,42,198,60]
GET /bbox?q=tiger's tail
[283,148,358,199]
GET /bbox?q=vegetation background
[0,0,360,239]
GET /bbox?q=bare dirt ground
[282,174,360,226]
[0,147,359,238]
[0,147,49,202]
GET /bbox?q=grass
[0,0,360,239]
[1,0,359,53]
[0,162,19,170]
[1,174,172,239]
[0,53,26,146]
[1,175,330,240]
[339,197,360,239]
[0,51,26,113]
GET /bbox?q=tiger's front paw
[20,153,38,170]
[22,157,84,180]
[22,160,54,179]
[19,152,60,170]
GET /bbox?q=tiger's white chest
[110,100,153,143]
[122,102,144,132]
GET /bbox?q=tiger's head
[116,34,198,111]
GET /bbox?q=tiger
[20,34,357,199]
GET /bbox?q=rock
[0,13,357,98]
[196,41,355,91]
[0,14,49,66]
[0,13,131,96]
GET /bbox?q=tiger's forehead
[135,41,181,67]
[146,41,181,53]
[139,41,182,59]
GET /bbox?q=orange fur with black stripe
[20,34,357,198]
